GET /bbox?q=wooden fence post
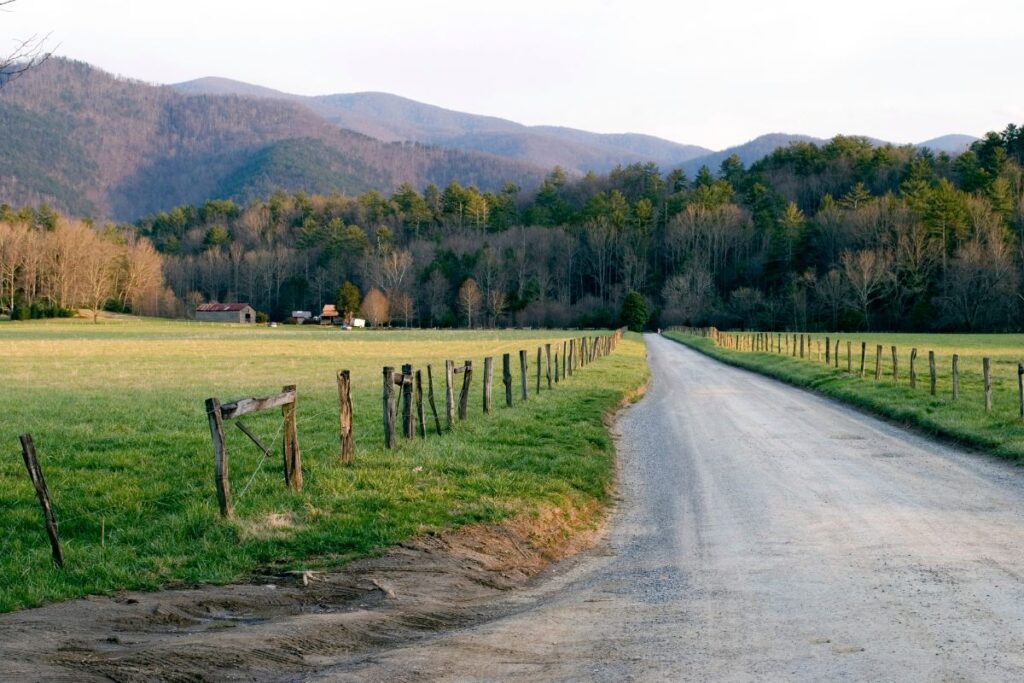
[445,360,456,429]
[952,354,960,401]
[554,350,560,383]
[929,351,937,396]
[860,342,866,377]
[891,346,898,385]
[568,339,574,376]
[414,369,426,438]
[19,434,64,567]
[562,340,567,378]
[800,334,805,359]
[281,385,302,490]
[483,356,493,414]
[1018,363,1024,419]
[519,350,528,400]
[502,353,513,406]
[874,345,882,381]
[983,357,992,413]
[546,344,552,389]
[826,337,831,365]
[401,364,414,439]
[205,397,233,518]
[426,364,442,435]
[536,347,542,394]
[337,370,354,464]
[847,341,852,373]
[382,367,397,448]
[909,349,917,389]
[458,360,472,420]
[834,339,840,368]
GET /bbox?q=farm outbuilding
[195,303,256,324]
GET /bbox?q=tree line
[4,122,1023,331]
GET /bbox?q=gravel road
[313,333,1024,681]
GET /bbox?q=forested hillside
[0,59,546,220]
[109,126,1022,332]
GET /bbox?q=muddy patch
[0,500,604,682]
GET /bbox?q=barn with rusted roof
[195,303,256,324]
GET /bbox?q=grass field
[0,318,647,613]
[665,329,1024,462]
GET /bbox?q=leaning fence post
[519,350,528,400]
[458,360,472,420]
[909,349,917,390]
[874,345,882,381]
[483,356,494,414]
[337,370,354,464]
[445,360,456,429]
[383,367,397,448]
[929,351,937,396]
[19,434,64,567]
[426,364,442,435]
[281,385,302,490]
[401,364,414,439]
[205,397,233,518]
[952,354,960,401]
[983,357,992,413]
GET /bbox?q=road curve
[310,333,1024,681]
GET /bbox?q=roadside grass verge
[0,319,647,612]
[663,331,1024,462]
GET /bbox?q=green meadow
[0,318,647,612]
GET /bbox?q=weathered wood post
[281,384,302,490]
[414,369,426,438]
[458,360,472,420]
[205,397,233,518]
[19,434,64,567]
[536,347,542,394]
[952,354,960,401]
[909,349,917,389]
[778,333,782,353]
[519,349,528,400]
[426,364,442,435]
[800,334,804,359]
[874,345,882,381]
[891,346,898,385]
[834,338,840,368]
[826,337,831,365]
[337,370,354,464]
[928,351,937,396]
[502,353,513,407]
[860,342,867,377]
[554,350,560,383]
[562,340,567,378]
[847,341,852,373]
[568,339,574,376]
[546,343,553,389]
[1018,363,1024,419]
[382,367,397,448]
[401,364,414,439]
[983,357,992,413]
[445,360,456,429]
[483,356,494,414]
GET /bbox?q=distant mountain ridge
[174,77,714,174]
[0,59,547,220]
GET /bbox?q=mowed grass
[664,330,1024,461]
[0,318,647,612]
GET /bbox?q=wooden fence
[668,326,1024,420]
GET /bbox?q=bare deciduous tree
[841,249,892,330]
[0,1,53,88]
[457,277,481,328]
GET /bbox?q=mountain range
[0,58,980,221]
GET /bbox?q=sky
[2,0,1021,149]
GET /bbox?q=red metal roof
[196,303,252,312]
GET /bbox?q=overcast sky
[2,0,1020,149]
